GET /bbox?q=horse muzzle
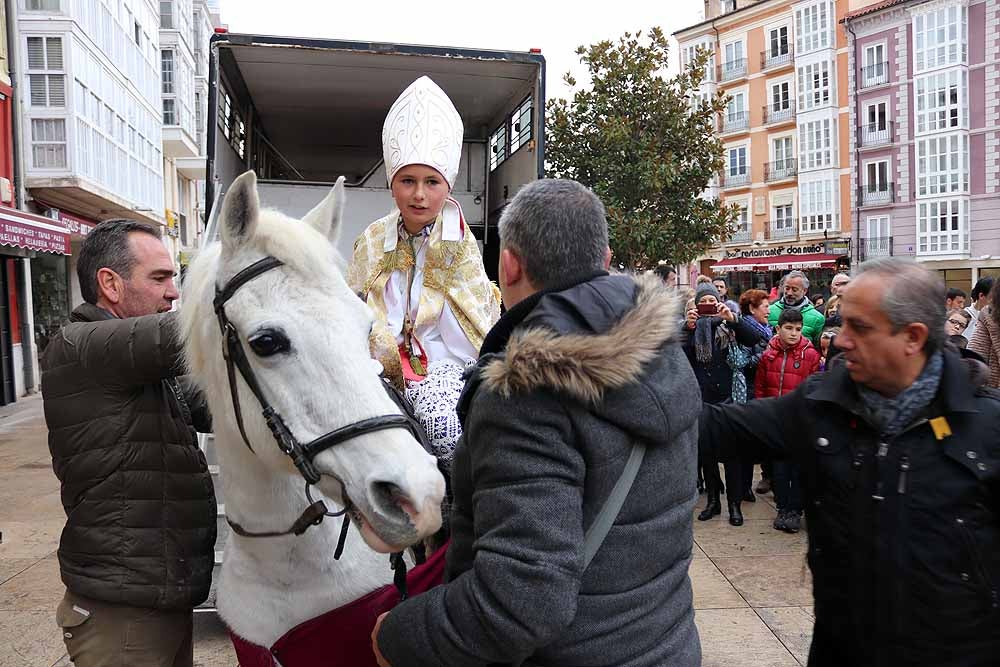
[348,475,443,553]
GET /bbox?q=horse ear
[302,176,345,245]
[220,170,259,253]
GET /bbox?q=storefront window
[31,253,69,354]
[937,268,972,294]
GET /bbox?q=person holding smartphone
[682,282,768,525]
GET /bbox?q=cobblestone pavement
[0,396,812,666]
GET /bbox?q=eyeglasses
[947,318,968,328]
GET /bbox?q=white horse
[180,170,445,647]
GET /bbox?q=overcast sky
[216,0,706,100]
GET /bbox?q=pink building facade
[844,0,1000,291]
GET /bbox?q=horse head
[181,170,444,554]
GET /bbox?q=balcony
[720,171,750,188]
[860,61,890,89]
[722,110,749,133]
[857,121,894,147]
[765,158,798,183]
[719,58,748,82]
[767,219,798,241]
[727,229,752,244]
[859,237,893,261]
[760,46,793,71]
[762,101,796,125]
[858,183,895,206]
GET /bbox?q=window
[914,4,967,72]
[725,91,748,131]
[160,0,174,29]
[489,123,506,171]
[862,43,888,87]
[918,198,969,255]
[916,133,969,196]
[26,0,59,10]
[768,26,790,60]
[31,118,66,168]
[509,97,533,154]
[860,101,890,146]
[728,200,750,240]
[163,98,176,125]
[915,69,967,134]
[797,60,832,111]
[798,118,835,170]
[218,89,232,139]
[795,1,832,54]
[864,160,890,202]
[135,21,141,45]
[774,202,795,233]
[683,42,714,82]
[865,216,892,256]
[799,177,837,232]
[722,39,746,79]
[160,50,174,94]
[26,36,65,107]
[773,136,794,166]
[771,81,791,111]
[726,145,748,185]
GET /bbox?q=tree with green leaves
[546,27,739,270]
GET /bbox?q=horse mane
[179,206,345,381]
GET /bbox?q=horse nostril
[370,481,417,520]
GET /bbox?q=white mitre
[382,76,464,189]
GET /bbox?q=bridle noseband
[212,256,428,561]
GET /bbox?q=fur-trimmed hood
[464,272,698,446]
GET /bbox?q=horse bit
[213,255,427,594]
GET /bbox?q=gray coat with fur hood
[378,272,702,666]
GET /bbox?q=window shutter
[48,76,65,106]
[27,37,45,69]
[29,75,48,106]
[46,37,63,69]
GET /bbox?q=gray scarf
[857,352,944,438]
[782,295,811,312]
[694,317,731,363]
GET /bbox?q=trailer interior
[208,35,545,268]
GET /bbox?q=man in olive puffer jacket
[42,220,215,667]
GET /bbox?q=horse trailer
[203,31,546,277]
[196,31,545,612]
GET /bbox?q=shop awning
[0,206,71,255]
[712,253,840,273]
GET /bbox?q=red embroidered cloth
[228,543,448,666]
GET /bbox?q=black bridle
[213,255,428,578]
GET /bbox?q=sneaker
[773,510,787,532]
[783,512,802,534]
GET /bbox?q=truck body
[205,32,546,276]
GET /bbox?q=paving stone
[689,557,747,610]
[0,555,64,611]
[757,606,815,664]
[0,610,66,667]
[696,607,800,666]
[713,555,815,608]
[694,519,808,558]
[0,519,63,559]
[0,558,37,585]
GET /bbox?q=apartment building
[676,0,877,296]
[159,0,215,262]
[844,0,1000,292]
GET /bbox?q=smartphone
[697,303,719,316]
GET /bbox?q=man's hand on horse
[372,611,392,667]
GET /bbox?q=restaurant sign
[724,243,825,260]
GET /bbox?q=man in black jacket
[374,179,702,666]
[42,221,215,667]
[701,256,1000,667]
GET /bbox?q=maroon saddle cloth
[228,542,448,666]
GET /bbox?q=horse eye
[248,329,290,357]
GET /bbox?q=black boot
[698,493,722,521]
[742,488,757,502]
[728,501,744,526]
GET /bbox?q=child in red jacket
[754,308,821,532]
